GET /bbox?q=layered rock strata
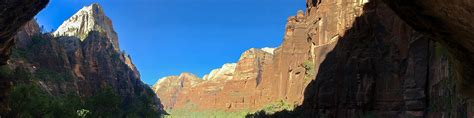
[249,0,469,117]
[155,0,473,117]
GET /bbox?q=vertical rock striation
[155,0,473,117]
[53,3,120,51]
[249,0,469,117]
[153,44,310,112]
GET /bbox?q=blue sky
[35,0,306,85]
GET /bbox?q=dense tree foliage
[6,83,160,118]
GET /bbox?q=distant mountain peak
[53,3,119,51]
[203,63,237,81]
[260,47,276,54]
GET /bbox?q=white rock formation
[152,73,203,92]
[203,63,237,81]
[53,3,119,51]
[152,76,178,92]
[260,47,276,54]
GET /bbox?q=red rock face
[152,73,203,110]
[296,0,430,116]
[245,0,470,117]
[154,30,315,112]
[156,0,472,117]
[152,3,323,113]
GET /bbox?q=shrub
[31,34,50,46]
[260,99,294,114]
[35,68,72,82]
[10,48,29,59]
[124,93,161,118]
[7,83,85,118]
[8,83,53,117]
[167,110,250,118]
[302,60,315,80]
[77,109,90,118]
[85,86,122,117]
[13,67,33,81]
[0,65,13,78]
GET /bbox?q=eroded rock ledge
[0,0,49,113]
[0,0,49,65]
[381,0,474,96]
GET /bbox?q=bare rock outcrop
[152,73,203,110]
[53,3,120,51]
[153,47,281,111]
[203,63,236,81]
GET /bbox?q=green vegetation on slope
[6,82,161,118]
[0,65,13,78]
[7,83,82,117]
[165,110,250,118]
[35,68,73,82]
[163,100,250,118]
[164,99,295,118]
[2,33,163,117]
[303,60,315,81]
[259,99,294,114]
[2,62,160,117]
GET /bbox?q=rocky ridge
[152,73,203,110]
[203,63,236,81]
[53,3,120,51]
[1,3,163,117]
[153,39,311,112]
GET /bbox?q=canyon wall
[250,0,467,117]
[153,10,320,113]
[1,4,163,117]
[155,0,472,117]
[153,47,291,112]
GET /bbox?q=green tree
[77,109,90,118]
[86,86,122,118]
[8,83,52,117]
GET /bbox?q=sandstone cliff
[154,0,473,117]
[152,73,203,110]
[153,45,311,113]
[250,0,466,117]
[1,4,163,117]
